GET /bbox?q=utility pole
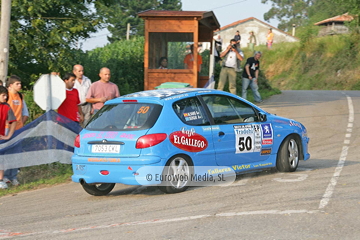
[126,23,130,40]
[0,0,11,83]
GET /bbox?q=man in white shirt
[73,64,92,126]
[217,39,244,95]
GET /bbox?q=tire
[81,182,115,196]
[276,135,299,172]
[158,155,193,194]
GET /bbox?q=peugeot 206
[72,88,310,196]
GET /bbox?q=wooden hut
[138,10,220,90]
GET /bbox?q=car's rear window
[86,103,162,131]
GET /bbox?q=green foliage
[262,0,358,31]
[5,0,103,87]
[96,0,182,42]
[22,90,45,123]
[261,0,315,31]
[168,42,187,69]
[79,37,145,95]
[259,33,360,90]
[0,163,72,197]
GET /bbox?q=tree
[5,0,103,85]
[261,0,315,31]
[96,0,182,43]
[262,0,358,31]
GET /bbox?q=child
[58,73,84,123]
[4,75,29,186]
[0,86,17,189]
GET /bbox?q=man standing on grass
[58,73,84,123]
[73,64,92,126]
[242,51,262,103]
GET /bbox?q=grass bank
[0,163,72,197]
[260,33,360,90]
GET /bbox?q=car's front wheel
[81,182,115,196]
[276,135,299,172]
[158,155,193,194]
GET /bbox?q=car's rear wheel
[81,182,115,196]
[158,155,193,194]
[276,135,299,172]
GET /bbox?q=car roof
[121,88,216,100]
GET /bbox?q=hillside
[251,33,360,90]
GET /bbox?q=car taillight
[74,134,80,148]
[136,133,167,149]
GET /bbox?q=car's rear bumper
[71,155,163,185]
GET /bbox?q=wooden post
[126,23,130,40]
[0,0,12,83]
[193,17,199,87]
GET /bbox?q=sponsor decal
[262,139,273,145]
[260,148,272,155]
[202,125,220,132]
[87,158,120,163]
[261,123,273,145]
[253,162,273,168]
[234,124,261,153]
[289,120,302,129]
[82,132,135,139]
[231,164,251,171]
[183,110,203,121]
[169,127,208,152]
[261,123,273,138]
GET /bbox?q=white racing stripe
[318,95,353,209]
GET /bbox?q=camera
[231,44,236,49]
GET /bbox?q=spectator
[242,51,262,103]
[217,39,244,95]
[86,67,120,114]
[248,31,257,53]
[234,30,241,48]
[267,28,274,50]
[3,76,29,186]
[158,57,168,69]
[58,73,84,123]
[73,64,92,126]
[214,35,223,62]
[184,44,202,72]
[0,86,17,189]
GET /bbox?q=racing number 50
[239,136,252,151]
[137,106,150,114]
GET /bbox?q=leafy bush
[79,37,145,95]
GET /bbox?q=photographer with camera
[217,39,244,95]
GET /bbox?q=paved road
[1,90,360,239]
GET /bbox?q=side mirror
[259,113,267,122]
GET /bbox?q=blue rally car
[72,88,310,195]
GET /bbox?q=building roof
[314,13,354,26]
[217,17,297,39]
[138,10,220,29]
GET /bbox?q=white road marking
[319,96,353,209]
[0,209,318,238]
[226,177,249,186]
[273,173,308,182]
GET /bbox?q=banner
[0,110,82,170]
[204,75,215,89]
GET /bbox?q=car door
[171,96,216,165]
[199,94,272,166]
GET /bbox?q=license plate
[91,144,120,153]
